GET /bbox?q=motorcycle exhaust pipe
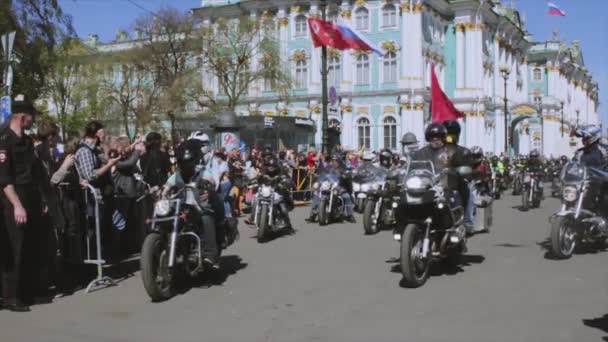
[422,218,432,257]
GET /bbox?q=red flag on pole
[430,64,464,123]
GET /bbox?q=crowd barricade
[291,167,316,204]
[56,183,116,294]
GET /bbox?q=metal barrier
[291,167,316,204]
[82,183,116,293]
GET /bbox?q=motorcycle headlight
[353,183,361,192]
[524,175,531,183]
[154,200,172,217]
[361,184,370,192]
[372,183,381,191]
[261,186,272,198]
[562,186,578,202]
[321,181,331,191]
[406,176,423,190]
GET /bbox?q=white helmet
[188,131,210,144]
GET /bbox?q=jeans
[218,180,232,218]
[341,193,354,217]
[464,181,475,230]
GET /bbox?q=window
[295,59,307,88]
[357,117,371,149]
[383,52,397,83]
[328,56,341,88]
[383,116,397,150]
[295,15,307,37]
[356,54,370,85]
[382,4,397,27]
[533,68,542,82]
[355,8,369,30]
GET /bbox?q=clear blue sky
[58,0,607,126]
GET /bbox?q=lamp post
[535,96,543,156]
[576,109,580,127]
[320,0,329,154]
[560,101,564,137]
[500,66,510,156]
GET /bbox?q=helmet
[379,149,393,168]
[560,155,568,163]
[578,125,602,145]
[470,146,484,165]
[443,120,461,143]
[175,140,202,179]
[400,132,418,145]
[362,151,374,161]
[491,156,499,163]
[529,149,540,159]
[265,156,280,175]
[424,123,447,142]
[188,131,210,144]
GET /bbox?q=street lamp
[576,109,580,127]
[560,101,564,137]
[499,66,511,156]
[319,0,329,154]
[535,96,543,156]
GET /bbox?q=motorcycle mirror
[457,166,472,176]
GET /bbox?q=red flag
[308,18,350,50]
[430,64,463,123]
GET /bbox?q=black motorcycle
[549,165,562,198]
[393,161,468,288]
[317,170,352,226]
[363,168,400,235]
[521,169,543,210]
[352,163,383,213]
[254,175,293,242]
[549,161,608,259]
[141,182,215,301]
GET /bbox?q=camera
[109,149,119,159]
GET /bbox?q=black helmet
[265,156,280,174]
[443,120,461,143]
[379,149,393,168]
[400,132,418,145]
[560,155,568,162]
[425,123,447,142]
[490,156,499,163]
[176,140,202,178]
[529,149,540,159]
[470,146,483,164]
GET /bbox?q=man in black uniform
[573,125,607,168]
[0,98,44,311]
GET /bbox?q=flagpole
[320,0,329,154]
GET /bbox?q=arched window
[328,56,341,88]
[356,54,370,85]
[383,116,397,150]
[533,68,542,82]
[295,15,307,37]
[355,8,369,30]
[383,52,397,83]
[382,4,397,27]
[357,117,371,149]
[295,59,307,88]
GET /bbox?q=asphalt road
[1,193,607,342]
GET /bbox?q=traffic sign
[329,86,337,106]
[1,96,10,123]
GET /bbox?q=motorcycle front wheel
[141,233,175,301]
[257,204,269,243]
[521,190,529,211]
[400,224,430,288]
[318,199,329,226]
[363,199,379,235]
[550,216,576,259]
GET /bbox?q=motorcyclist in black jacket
[573,125,607,168]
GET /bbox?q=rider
[573,125,607,168]
[164,140,223,269]
[525,149,545,197]
[306,155,356,223]
[400,132,420,157]
[379,148,395,170]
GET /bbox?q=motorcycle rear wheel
[318,199,329,226]
[363,200,379,235]
[400,224,430,288]
[521,191,529,211]
[550,216,576,259]
[141,233,175,301]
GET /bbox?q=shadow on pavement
[249,227,296,244]
[582,314,608,341]
[390,254,485,285]
[191,255,248,288]
[537,237,608,260]
[494,243,527,248]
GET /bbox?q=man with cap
[0,97,46,311]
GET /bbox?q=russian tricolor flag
[308,17,386,56]
[548,2,566,16]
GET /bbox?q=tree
[0,0,74,100]
[196,16,291,110]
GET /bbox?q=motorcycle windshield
[406,161,436,177]
[560,161,585,183]
[317,171,340,184]
[352,163,385,183]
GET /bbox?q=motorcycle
[550,165,562,198]
[352,163,383,213]
[521,169,543,211]
[549,161,608,259]
[362,168,400,235]
[141,182,215,301]
[490,168,503,200]
[317,171,352,226]
[253,175,293,243]
[512,168,523,195]
[393,161,468,288]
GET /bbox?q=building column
[341,100,353,150]
[309,2,321,95]
[455,22,466,97]
[399,0,410,89]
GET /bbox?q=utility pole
[500,67,510,156]
[320,0,329,154]
[1,32,16,96]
